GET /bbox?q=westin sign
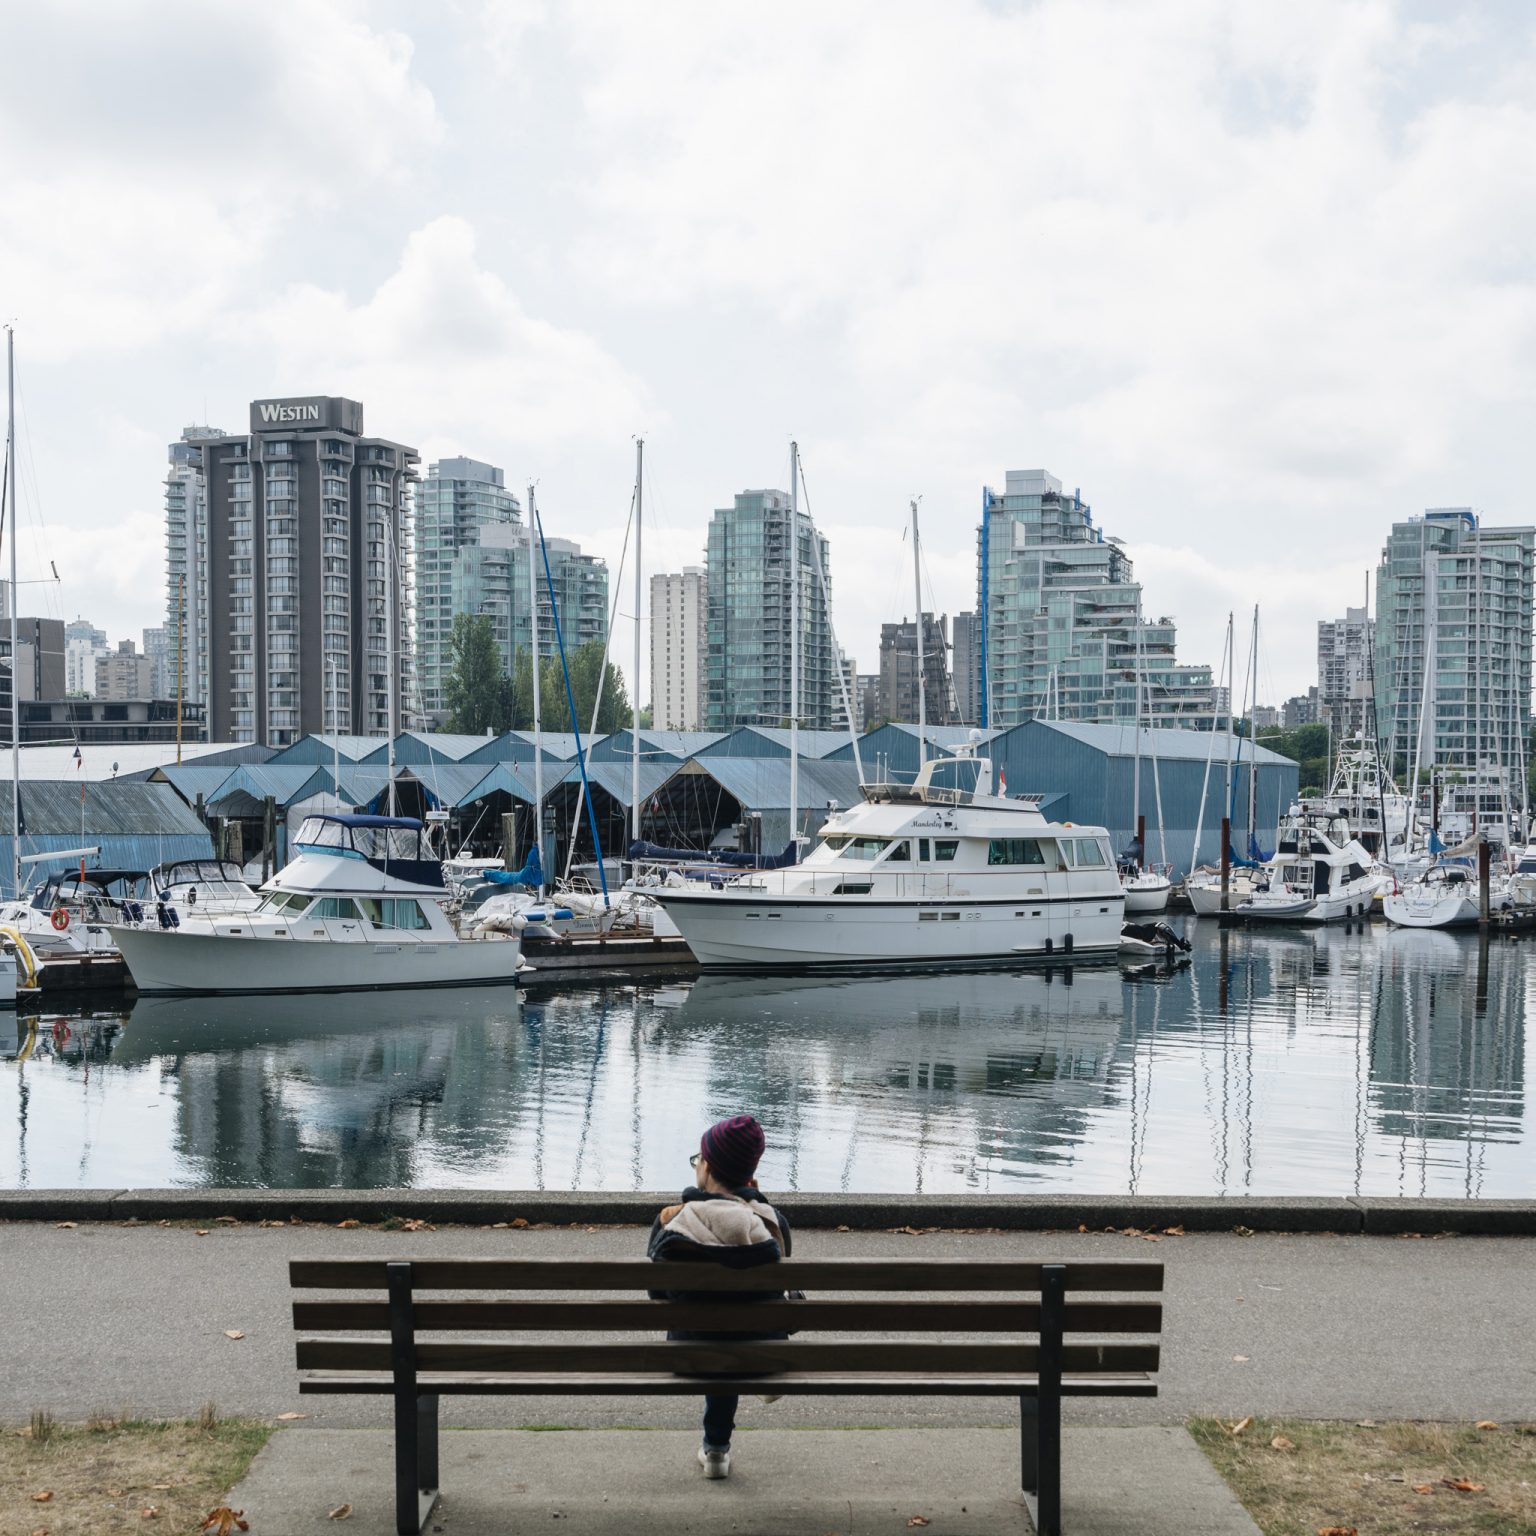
[248,397,364,435]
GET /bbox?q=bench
[290,1255,1164,1536]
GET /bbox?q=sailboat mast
[788,440,799,848]
[1131,593,1142,836]
[6,327,18,900]
[912,499,925,768]
[1248,604,1259,849]
[527,483,544,896]
[631,438,643,846]
[385,507,397,816]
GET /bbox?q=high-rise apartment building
[832,655,861,734]
[976,469,1213,727]
[1316,607,1374,740]
[951,610,979,724]
[64,617,108,697]
[416,457,522,723]
[185,397,417,746]
[164,424,229,708]
[142,626,172,699]
[704,489,836,730]
[0,617,66,735]
[1374,509,1534,786]
[96,639,155,700]
[877,613,955,726]
[650,567,706,730]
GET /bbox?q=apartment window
[267,442,292,458]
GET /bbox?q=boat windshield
[295,817,427,862]
[823,836,899,862]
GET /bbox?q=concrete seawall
[2,1189,1533,1234]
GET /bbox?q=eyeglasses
[689,1153,701,1168]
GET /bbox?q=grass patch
[1,1413,271,1534]
[1191,1416,1536,1535]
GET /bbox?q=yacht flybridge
[645,744,1125,969]
[111,814,527,995]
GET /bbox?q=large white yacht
[645,745,1125,968]
[111,814,526,995]
[1232,802,1388,923]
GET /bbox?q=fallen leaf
[1162,1225,1185,1236]
[276,1412,309,1421]
[1227,1417,1253,1436]
[510,1216,530,1229]
[1077,1224,1087,1233]
[216,1215,239,1224]
[108,1488,125,1497]
[336,1219,360,1229]
[1232,1224,1254,1237]
[200,1510,250,1535]
[55,1222,77,1230]
[907,1520,930,1529]
[195,1230,210,1237]
[1142,1233,1163,1242]
[1270,1435,1295,1451]
[30,1491,53,1502]
[329,1503,353,1520]
[1476,1420,1500,1431]
[141,1508,162,1520]
[223,1329,245,1340]
[1233,1355,1250,1363]
[1316,1528,1357,1536]
[1442,1478,1485,1492]
[400,1219,436,1232]
[1412,1484,1434,1495]
[1355,1419,1377,1428]
[30,1528,48,1536]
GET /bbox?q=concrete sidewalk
[229,1427,1261,1535]
[2,1220,1532,1427]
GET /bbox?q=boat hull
[1122,882,1171,916]
[111,925,526,995]
[1382,893,1483,929]
[651,892,1124,969]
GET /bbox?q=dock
[518,934,697,982]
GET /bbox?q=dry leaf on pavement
[223,1329,245,1340]
[1412,1484,1434,1495]
[336,1219,360,1229]
[906,1520,930,1529]
[276,1411,309,1421]
[141,1508,162,1520]
[1442,1477,1486,1492]
[200,1511,250,1535]
[1232,1355,1250,1363]
[329,1503,353,1520]
[1316,1527,1357,1536]
[1475,1420,1499,1430]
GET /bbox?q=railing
[707,867,1118,903]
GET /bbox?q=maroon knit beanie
[699,1114,765,1188]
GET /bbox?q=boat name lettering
[910,813,956,828]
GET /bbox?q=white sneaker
[698,1443,731,1479]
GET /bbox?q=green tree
[443,613,508,735]
[537,642,633,733]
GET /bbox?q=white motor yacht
[0,868,144,957]
[646,745,1125,969]
[1232,803,1388,924]
[111,814,527,995]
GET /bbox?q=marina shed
[589,729,725,763]
[992,720,1299,879]
[827,723,1005,782]
[265,735,378,768]
[19,740,272,781]
[696,727,849,759]
[463,731,584,765]
[0,780,215,894]
[360,732,494,767]
[644,756,866,853]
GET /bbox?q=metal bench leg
[388,1263,440,1536]
[1035,1264,1065,1536]
[1019,1397,1039,1492]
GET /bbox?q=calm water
[1,922,1528,1197]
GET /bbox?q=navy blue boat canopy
[316,813,426,830]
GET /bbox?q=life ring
[50,908,70,932]
[51,1019,72,1047]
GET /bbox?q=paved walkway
[229,1427,1261,1535]
[3,1221,1531,1427]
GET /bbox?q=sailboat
[1120,599,1171,916]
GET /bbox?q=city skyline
[2,4,1531,712]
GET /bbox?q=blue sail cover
[485,844,543,887]
[1428,827,1445,855]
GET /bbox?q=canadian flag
[998,769,1008,797]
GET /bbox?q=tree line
[442,612,632,736]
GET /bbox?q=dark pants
[702,1394,738,1449]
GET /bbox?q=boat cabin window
[311,897,363,920]
[884,841,911,862]
[933,839,959,862]
[924,757,984,799]
[988,838,1046,867]
[836,837,895,862]
[262,891,311,915]
[357,896,430,931]
[1062,838,1110,868]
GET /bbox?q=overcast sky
[3,0,1533,708]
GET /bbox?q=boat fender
[1063,932,1074,953]
[50,908,69,932]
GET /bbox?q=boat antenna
[631,436,643,850]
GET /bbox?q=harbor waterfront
[2,919,1526,1199]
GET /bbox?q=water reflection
[1,923,1529,1197]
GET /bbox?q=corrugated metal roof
[1013,719,1296,766]
[548,758,678,808]
[267,735,381,766]
[466,731,585,762]
[152,765,240,804]
[697,727,848,759]
[666,756,865,811]
[207,764,330,810]
[399,762,506,808]
[18,741,271,781]
[362,732,497,765]
[590,730,726,762]
[0,780,212,836]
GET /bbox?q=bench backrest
[291,1257,1164,1382]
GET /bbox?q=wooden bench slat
[295,1339,1161,1374]
[291,1298,1163,1334]
[288,1257,1164,1293]
[296,1369,1159,1397]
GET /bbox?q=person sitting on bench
[647,1113,792,1480]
